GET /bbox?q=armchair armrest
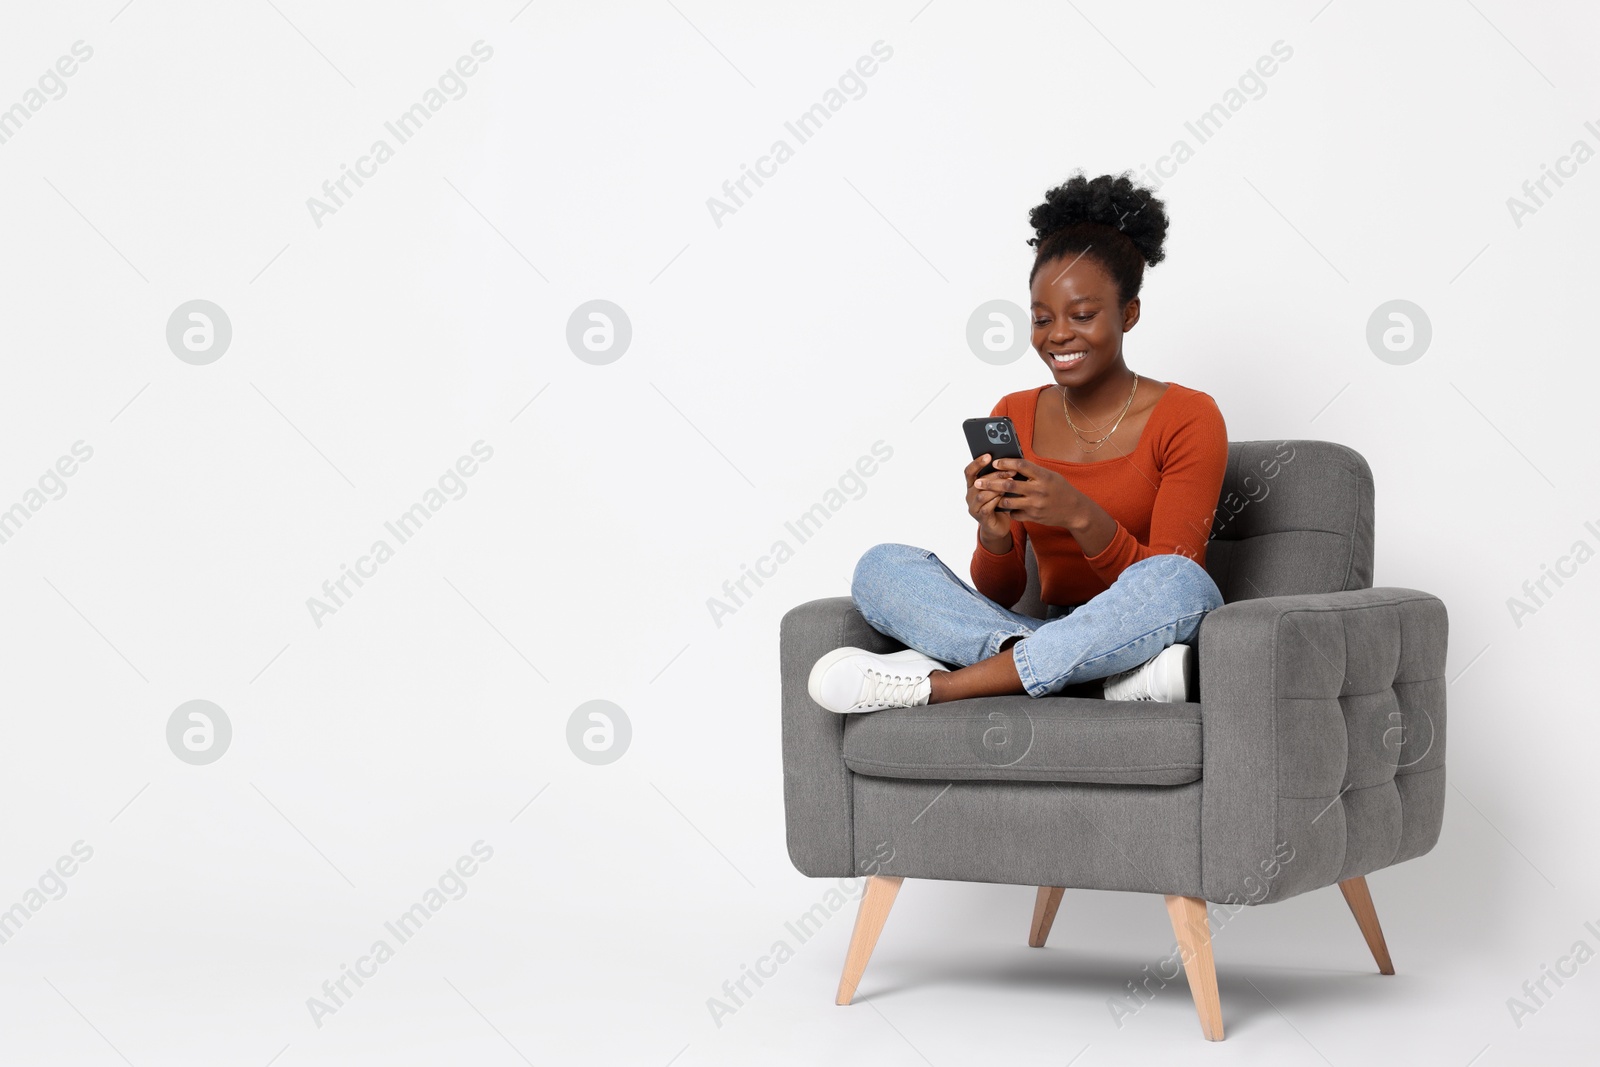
[1197,587,1448,905]
[780,596,905,878]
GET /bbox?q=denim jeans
[849,542,1225,698]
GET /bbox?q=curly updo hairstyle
[1027,170,1169,305]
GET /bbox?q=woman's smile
[1031,254,1129,390]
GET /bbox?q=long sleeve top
[970,381,1228,608]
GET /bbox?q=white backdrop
[1,1,1597,1063]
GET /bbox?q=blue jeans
[849,542,1225,698]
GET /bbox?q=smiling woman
[810,171,1230,713]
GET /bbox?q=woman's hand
[965,453,1018,551]
[977,457,1084,531]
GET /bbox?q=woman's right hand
[965,454,1015,552]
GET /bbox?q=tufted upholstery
[780,440,1448,906]
[1197,588,1447,904]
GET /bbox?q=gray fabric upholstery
[841,697,1202,785]
[779,439,1448,906]
[1197,587,1447,904]
[851,777,1204,896]
[780,596,883,877]
[1202,440,1374,603]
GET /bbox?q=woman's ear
[1122,297,1141,332]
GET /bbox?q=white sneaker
[808,647,945,714]
[1102,644,1194,702]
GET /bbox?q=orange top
[970,381,1228,608]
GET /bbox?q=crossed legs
[851,542,1223,699]
[926,635,1026,703]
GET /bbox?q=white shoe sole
[807,647,946,713]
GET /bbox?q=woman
[809,171,1228,714]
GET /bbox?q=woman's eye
[1032,320,1048,327]
[1072,314,1094,322]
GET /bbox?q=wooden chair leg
[1165,895,1224,1041]
[1029,886,1065,947]
[836,875,903,1005]
[1339,875,1395,975]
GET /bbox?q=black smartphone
[962,415,1029,498]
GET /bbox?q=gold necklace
[1060,373,1138,453]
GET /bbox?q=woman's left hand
[975,457,1083,529]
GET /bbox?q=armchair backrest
[1017,440,1374,612]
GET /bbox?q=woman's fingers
[975,469,1014,492]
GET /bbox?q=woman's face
[1029,254,1138,386]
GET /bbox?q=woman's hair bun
[1027,170,1168,267]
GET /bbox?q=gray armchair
[779,440,1447,1040]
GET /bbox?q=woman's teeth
[1052,351,1087,366]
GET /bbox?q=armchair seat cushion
[840,694,1203,786]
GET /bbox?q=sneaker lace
[857,667,925,708]
[1108,662,1155,700]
